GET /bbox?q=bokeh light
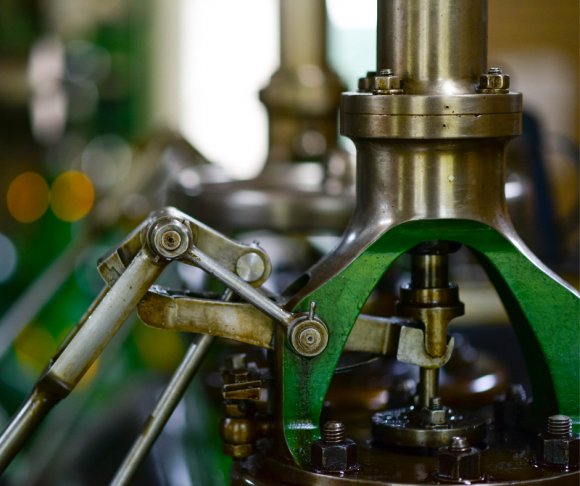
[7,172,50,223]
[14,324,56,372]
[0,234,18,283]
[50,171,94,222]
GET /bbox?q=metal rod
[182,248,293,328]
[411,254,448,289]
[0,250,165,475]
[110,289,233,486]
[49,250,165,388]
[418,368,440,408]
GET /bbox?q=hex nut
[437,438,482,481]
[478,73,510,93]
[422,407,450,427]
[536,433,580,467]
[373,74,403,95]
[311,438,358,472]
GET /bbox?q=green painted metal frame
[283,219,580,465]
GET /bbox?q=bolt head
[311,438,358,472]
[537,432,580,467]
[437,444,481,480]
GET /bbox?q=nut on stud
[148,218,192,259]
[436,437,483,482]
[477,67,510,94]
[536,415,580,468]
[422,397,450,429]
[311,421,359,473]
[373,68,403,95]
[288,302,329,357]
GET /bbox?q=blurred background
[0,0,577,484]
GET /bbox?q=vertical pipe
[411,255,448,289]
[279,0,327,69]
[377,0,488,94]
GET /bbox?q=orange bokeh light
[50,171,95,222]
[7,172,50,223]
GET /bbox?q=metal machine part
[0,1,577,485]
[169,0,354,234]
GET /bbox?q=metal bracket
[138,287,454,368]
[98,207,272,288]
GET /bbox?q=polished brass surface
[377,0,487,95]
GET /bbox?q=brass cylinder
[280,0,326,69]
[377,0,487,94]
[418,368,440,409]
[411,255,448,289]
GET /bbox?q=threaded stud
[379,69,394,76]
[488,67,502,74]
[449,436,471,452]
[323,421,346,444]
[429,397,443,410]
[548,415,572,436]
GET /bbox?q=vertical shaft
[411,254,448,289]
[280,0,327,69]
[418,368,440,409]
[377,0,487,94]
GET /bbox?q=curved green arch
[283,219,580,465]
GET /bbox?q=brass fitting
[477,68,510,94]
[373,69,404,95]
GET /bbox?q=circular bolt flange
[149,219,191,259]
[289,302,329,358]
[236,252,265,283]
